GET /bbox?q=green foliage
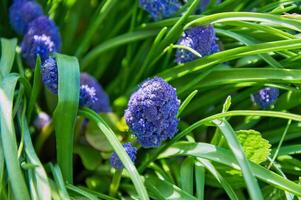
[1,0,301,199]
[236,130,271,164]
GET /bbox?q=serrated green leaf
[236,130,271,164]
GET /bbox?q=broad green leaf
[194,161,205,200]
[50,164,70,200]
[235,130,271,164]
[74,145,101,171]
[53,53,80,183]
[159,142,301,196]
[0,74,30,200]
[180,157,194,195]
[145,176,197,200]
[0,38,17,76]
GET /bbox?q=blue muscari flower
[25,16,61,51]
[79,84,98,108]
[41,57,58,94]
[251,87,279,109]
[110,143,137,170]
[80,73,112,113]
[175,25,219,64]
[33,111,51,129]
[9,0,43,35]
[198,0,221,12]
[21,34,56,68]
[139,0,182,20]
[41,58,107,111]
[125,77,180,148]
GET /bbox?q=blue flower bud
[251,87,279,109]
[41,57,58,94]
[110,143,137,170]
[125,77,180,148]
[9,0,43,35]
[139,0,182,20]
[175,25,219,64]
[33,111,51,129]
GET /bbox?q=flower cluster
[41,58,108,110]
[110,143,137,170]
[139,0,182,20]
[9,0,43,35]
[176,25,219,64]
[125,77,180,148]
[251,87,280,109]
[10,1,61,68]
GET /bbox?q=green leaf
[78,108,149,200]
[66,184,98,200]
[50,164,71,200]
[0,38,17,76]
[145,176,198,200]
[235,130,271,164]
[18,110,51,200]
[75,0,118,58]
[197,158,239,200]
[160,39,301,81]
[213,119,263,200]
[0,74,30,200]
[81,30,158,68]
[222,96,231,113]
[185,12,301,32]
[177,90,198,117]
[27,56,41,121]
[194,161,205,200]
[180,157,194,195]
[159,142,301,196]
[73,145,102,171]
[53,53,80,183]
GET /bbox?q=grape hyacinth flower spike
[41,58,106,111]
[80,73,112,113]
[110,143,137,170]
[176,25,219,64]
[21,16,61,67]
[139,0,182,20]
[251,87,279,109]
[9,0,44,35]
[125,77,180,148]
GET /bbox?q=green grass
[1,0,301,199]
